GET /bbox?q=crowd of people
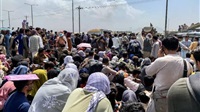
[0,27,199,112]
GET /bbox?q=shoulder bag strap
[183,59,188,77]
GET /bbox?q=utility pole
[164,0,169,37]
[77,6,83,33]
[24,3,38,27]
[72,0,74,33]
[3,10,13,28]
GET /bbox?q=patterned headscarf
[84,72,110,112]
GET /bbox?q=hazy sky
[0,0,199,33]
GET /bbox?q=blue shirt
[3,91,30,112]
[4,34,11,47]
[14,34,24,55]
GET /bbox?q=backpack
[187,72,200,105]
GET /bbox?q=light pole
[77,6,83,33]
[0,0,2,27]
[3,10,13,28]
[72,0,74,33]
[24,3,38,27]
[164,0,169,37]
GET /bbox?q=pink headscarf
[0,81,16,110]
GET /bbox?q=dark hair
[38,48,45,54]
[35,27,41,31]
[194,37,199,41]
[122,52,128,58]
[132,69,141,76]
[25,29,30,33]
[59,54,67,65]
[47,69,59,80]
[44,61,55,69]
[63,30,67,34]
[193,48,200,62]
[108,82,118,110]
[89,51,94,57]
[80,73,89,84]
[186,53,191,58]
[153,36,158,40]
[11,31,16,36]
[49,57,56,62]
[120,102,145,112]
[162,36,179,51]
[14,80,29,91]
[118,62,127,70]
[112,74,124,86]
[19,28,24,34]
[137,91,150,104]
[102,58,109,64]
[74,61,80,69]
[94,54,100,60]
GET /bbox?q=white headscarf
[146,33,153,39]
[64,56,74,65]
[29,68,79,112]
[112,56,119,62]
[65,63,78,72]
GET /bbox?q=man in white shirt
[29,30,44,59]
[150,36,160,58]
[181,36,191,58]
[143,36,193,112]
[112,34,120,49]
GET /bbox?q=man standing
[181,36,191,58]
[23,29,31,58]
[4,30,11,57]
[14,28,24,55]
[97,32,108,51]
[3,74,39,112]
[144,36,193,112]
[150,36,160,59]
[29,30,44,59]
[143,33,152,58]
[112,34,120,50]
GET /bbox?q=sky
[0,0,199,33]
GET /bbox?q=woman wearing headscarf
[28,68,47,97]
[65,63,78,71]
[28,68,79,112]
[122,90,138,103]
[120,90,145,112]
[62,72,113,112]
[63,56,74,65]
[0,63,29,111]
